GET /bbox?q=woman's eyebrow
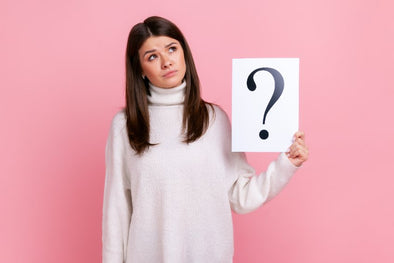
[165,42,177,48]
[143,49,156,57]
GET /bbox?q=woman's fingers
[288,142,304,158]
[293,131,305,141]
[287,131,309,166]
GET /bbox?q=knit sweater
[102,81,298,263]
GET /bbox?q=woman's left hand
[286,131,309,167]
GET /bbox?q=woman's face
[139,36,186,89]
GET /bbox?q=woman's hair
[125,16,213,155]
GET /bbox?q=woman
[102,16,309,263]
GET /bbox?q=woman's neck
[148,81,186,106]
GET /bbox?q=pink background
[1,0,393,262]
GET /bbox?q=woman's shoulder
[203,103,232,142]
[113,108,126,121]
[205,103,231,129]
[109,108,127,132]
[208,104,230,121]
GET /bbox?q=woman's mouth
[163,70,177,78]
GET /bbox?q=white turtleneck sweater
[102,81,298,263]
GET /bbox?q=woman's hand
[286,131,309,167]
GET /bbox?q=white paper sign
[232,58,299,152]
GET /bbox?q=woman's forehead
[141,36,179,49]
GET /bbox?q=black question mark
[246,67,284,140]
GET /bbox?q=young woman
[102,16,309,263]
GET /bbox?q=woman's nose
[161,55,172,69]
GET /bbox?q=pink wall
[1,0,393,262]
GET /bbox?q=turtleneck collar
[148,81,186,106]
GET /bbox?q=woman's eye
[169,46,177,53]
[148,54,157,61]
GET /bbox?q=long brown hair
[125,16,213,155]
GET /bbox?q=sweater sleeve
[214,105,299,215]
[102,112,132,263]
[228,152,298,214]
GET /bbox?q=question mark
[246,67,284,140]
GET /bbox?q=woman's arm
[102,112,132,263]
[228,131,308,214]
[228,151,299,214]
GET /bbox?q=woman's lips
[163,70,177,78]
